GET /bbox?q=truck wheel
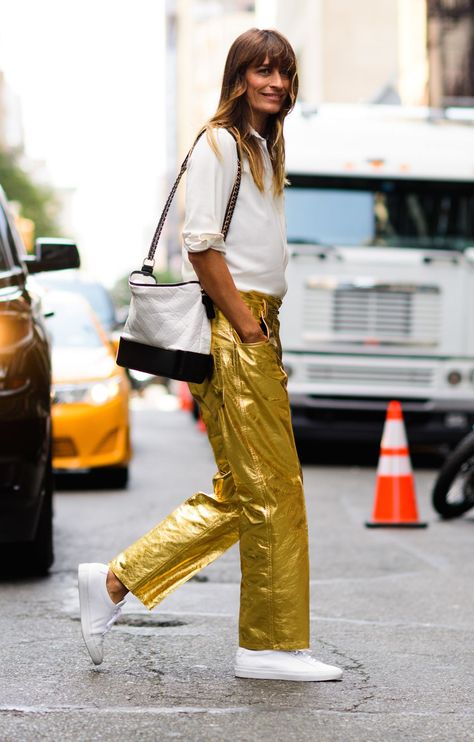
[432,432,474,519]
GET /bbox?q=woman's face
[244,56,290,127]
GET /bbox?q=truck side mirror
[25,238,80,274]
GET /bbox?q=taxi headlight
[53,376,122,406]
[53,384,89,405]
[88,378,121,404]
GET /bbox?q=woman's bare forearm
[188,249,266,343]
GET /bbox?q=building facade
[427,0,474,106]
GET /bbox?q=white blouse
[181,127,288,298]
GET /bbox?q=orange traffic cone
[366,401,427,528]
[178,381,194,412]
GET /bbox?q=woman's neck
[250,111,268,136]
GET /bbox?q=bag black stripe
[116,337,213,384]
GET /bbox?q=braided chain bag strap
[142,129,242,275]
[116,129,242,383]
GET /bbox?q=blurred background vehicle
[0,186,79,577]
[281,104,474,450]
[44,291,131,489]
[36,272,119,334]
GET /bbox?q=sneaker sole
[78,564,103,666]
[234,667,343,681]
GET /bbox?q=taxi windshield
[285,176,474,251]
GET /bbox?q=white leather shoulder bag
[116,130,241,383]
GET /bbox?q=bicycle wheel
[432,431,474,519]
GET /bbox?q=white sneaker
[78,563,126,665]
[234,648,343,681]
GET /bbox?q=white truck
[281,104,474,447]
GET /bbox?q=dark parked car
[0,186,79,577]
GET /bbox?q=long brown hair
[204,28,298,195]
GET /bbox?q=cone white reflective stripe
[377,455,412,476]
[381,419,408,449]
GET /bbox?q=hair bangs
[249,31,296,76]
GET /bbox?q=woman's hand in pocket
[239,326,267,343]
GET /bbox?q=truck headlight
[446,370,462,386]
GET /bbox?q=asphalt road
[1,387,473,741]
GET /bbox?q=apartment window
[428,0,474,106]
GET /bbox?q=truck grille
[306,363,434,388]
[304,283,440,346]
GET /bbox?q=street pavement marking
[0,706,250,715]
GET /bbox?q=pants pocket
[230,316,270,347]
[235,340,288,402]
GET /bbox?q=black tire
[99,465,129,490]
[432,432,474,519]
[0,449,54,578]
[27,462,54,575]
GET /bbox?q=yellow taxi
[46,291,131,488]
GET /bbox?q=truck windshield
[285,175,474,250]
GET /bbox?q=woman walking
[78,28,342,682]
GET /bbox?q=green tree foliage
[0,148,61,237]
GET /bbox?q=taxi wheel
[100,466,129,490]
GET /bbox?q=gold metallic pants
[110,291,310,650]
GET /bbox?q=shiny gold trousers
[110,291,310,650]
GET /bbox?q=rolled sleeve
[182,128,238,254]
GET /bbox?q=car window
[47,304,103,349]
